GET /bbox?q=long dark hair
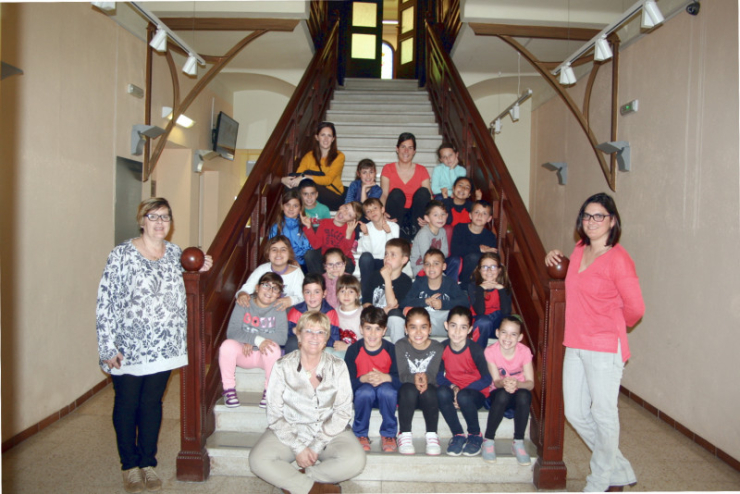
[275,189,303,236]
[472,252,509,288]
[311,122,338,169]
[575,192,622,246]
[396,132,417,150]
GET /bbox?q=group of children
[217,142,532,464]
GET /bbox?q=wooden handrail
[176,20,339,482]
[423,21,567,489]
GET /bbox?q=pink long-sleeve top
[563,242,645,362]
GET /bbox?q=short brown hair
[253,272,285,297]
[136,197,172,231]
[336,274,361,296]
[386,238,410,259]
[347,201,363,220]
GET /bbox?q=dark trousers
[437,386,485,435]
[359,253,384,297]
[304,249,355,275]
[352,382,398,438]
[111,370,172,470]
[385,188,432,241]
[398,382,438,433]
[472,311,504,347]
[485,388,532,440]
[316,185,346,211]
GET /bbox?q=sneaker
[425,432,441,456]
[482,438,497,463]
[463,433,483,456]
[141,466,162,491]
[122,467,145,493]
[358,436,371,451]
[397,432,415,455]
[446,434,466,456]
[381,436,397,453]
[222,388,240,408]
[511,439,531,465]
[259,389,267,409]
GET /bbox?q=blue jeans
[438,386,485,435]
[352,382,398,438]
[472,312,504,347]
[563,344,636,492]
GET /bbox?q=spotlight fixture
[162,107,195,128]
[509,104,520,122]
[131,124,166,155]
[192,149,219,173]
[559,64,577,86]
[596,141,631,172]
[182,55,199,76]
[641,0,664,29]
[489,89,532,130]
[593,36,613,62]
[542,162,568,185]
[493,119,502,134]
[149,27,168,52]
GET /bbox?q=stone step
[334,122,440,136]
[332,91,431,102]
[330,101,433,113]
[340,134,443,149]
[326,110,437,124]
[207,430,536,483]
[341,150,439,166]
[341,78,422,91]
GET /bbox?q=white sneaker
[425,432,441,456]
[397,432,415,455]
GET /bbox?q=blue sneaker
[462,433,483,456]
[482,438,497,463]
[446,434,466,456]
[512,439,531,465]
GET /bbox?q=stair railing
[176,20,339,482]
[424,21,567,490]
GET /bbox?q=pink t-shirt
[381,163,430,208]
[484,342,532,390]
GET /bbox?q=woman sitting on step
[249,311,366,494]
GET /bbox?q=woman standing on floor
[545,192,644,493]
[96,197,212,493]
[282,121,346,211]
[380,132,432,240]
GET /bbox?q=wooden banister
[423,21,567,489]
[176,20,339,482]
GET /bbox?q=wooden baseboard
[620,386,740,472]
[1,376,112,453]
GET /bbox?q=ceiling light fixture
[149,27,168,52]
[593,36,613,62]
[182,55,199,77]
[641,0,665,29]
[130,2,205,68]
[559,65,577,85]
[490,88,533,132]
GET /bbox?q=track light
[593,36,613,62]
[149,27,168,52]
[493,119,502,134]
[182,55,199,76]
[559,64,577,86]
[509,104,520,122]
[641,0,664,29]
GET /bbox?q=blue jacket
[269,217,312,266]
[344,179,382,204]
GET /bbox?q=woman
[545,193,644,492]
[96,197,212,493]
[249,311,366,494]
[283,122,346,211]
[380,132,432,240]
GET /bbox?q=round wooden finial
[547,256,570,280]
[181,247,205,272]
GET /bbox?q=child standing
[436,307,491,456]
[269,189,312,270]
[431,143,468,200]
[344,307,400,453]
[357,198,399,287]
[300,179,331,228]
[322,248,347,309]
[333,274,363,358]
[482,316,534,466]
[468,253,511,346]
[448,200,498,288]
[441,176,476,227]
[284,274,341,354]
[395,308,444,456]
[345,159,382,204]
[409,201,449,277]
[220,272,288,409]
[362,238,412,315]
[302,202,362,275]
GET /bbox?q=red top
[303,218,356,258]
[563,242,645,362]
[381,163,430,208]
[354,346,393,376]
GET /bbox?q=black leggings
[385,188,432,240]
[316,185,346,211]
[485,388,532,440]
[398,382,439,433]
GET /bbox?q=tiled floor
[3,371,739,493]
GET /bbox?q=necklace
[271,264,289,275]
[300,362,319,379]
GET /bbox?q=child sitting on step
[431,142,468,200]
[284,274,341,355]
[333,274,363,358]
[345,158,383,204]
[468,253,511,347]
[268,189,312,270]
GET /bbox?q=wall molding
[1,376,112,453]
[620,386,740,473]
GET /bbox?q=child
[448,200,498,289]
[388,248,468,342]
[299,179,331,228]
[468,253,511,347]
[284,274,341,354]
[431,143,467,200]
[362,238,412,316]
[395,307,444,456]
[357,198,400,287]
[302,201,362,275]
[441,176,477,227]
[409,201,449,277]
[236,236,304,311]
[333,274,363,358]
[269,189,312,269]
[436,307,491,456]
[344,307,401,453]
[482,316,534,466]
[220,272,288,409]
[322,248,347,309]
[345,158,382,204]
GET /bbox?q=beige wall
[529,3,740,460]
[234,89,291,149]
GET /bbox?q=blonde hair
[296,311,331,340]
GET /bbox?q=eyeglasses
[325,262,345,269]
[480,265,500,271]
[145,214,171,222]
[302,328,327,337]
[259,283,282,294]
[582,213,611,222]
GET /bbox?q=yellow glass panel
[401,37,413,65]
[352,33,377,60]
[352,2,377,28]
[401,7,414,34]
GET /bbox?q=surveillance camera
[686,2,700,16]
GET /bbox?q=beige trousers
[249,429,366,494]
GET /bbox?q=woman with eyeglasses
[250,311,366,494]
[96,197,212,492]
[380,132,433,240]
[545,192,645,492]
